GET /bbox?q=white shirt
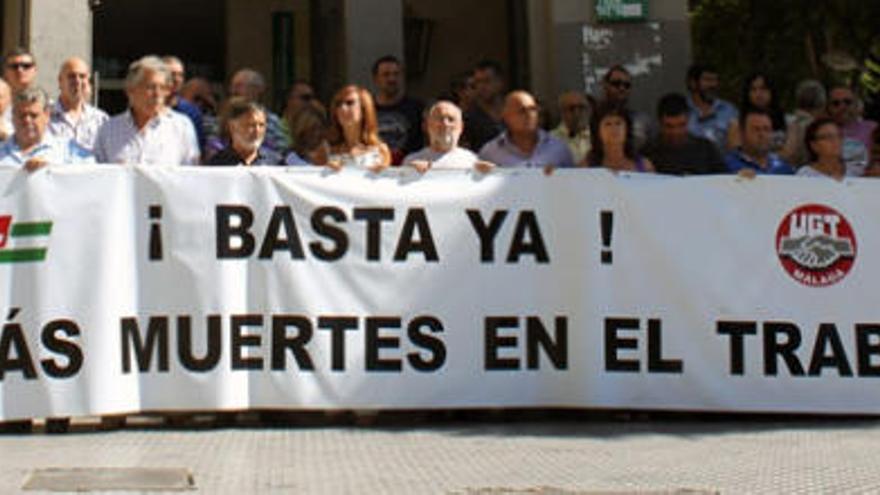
[48,100,109,152]
[0,134,96,167]
[403,146,479,169]
[94,109,200,165]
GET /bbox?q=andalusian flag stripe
[10,222,53,237]
[0,248,48,263]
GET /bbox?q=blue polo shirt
[478,130,575,168]
[687,96,738,150]
[724,149,794,175]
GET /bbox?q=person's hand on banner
[474,160,495,174]
[736,168,757,180]
[410,159,431,174]
[24,158,48,173]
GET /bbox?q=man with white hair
[228,68,289,154]
[404,100,493,172]
[0,86,95,171]
[94,55,199,165]
[48,57,109,152]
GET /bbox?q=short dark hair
[474,59,504,80]
[588,101,636,166]
[686,63,716,84]
[656,93,689,119]
[739,107,773,131]
[804,117,838,163]
[604,64,630,82]
[3,47,35,65]
[371,55,401,76]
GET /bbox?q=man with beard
[48,57,109,152]
[403,100,493,172]
[372,55,424,165]
[206,98,281,166]
[686,64,738,151]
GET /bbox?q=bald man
[0,79,11,140]
[478,91,574,168]
[47,57,108,151]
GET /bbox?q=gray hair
[232,69,265,90]
[125,55,170,89]
[795,79,827,112]
[13,86,50,111]
[162,55,183,68]
[426,99,462,120]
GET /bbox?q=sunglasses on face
[6,62,34,71]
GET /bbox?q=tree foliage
[690,0,880,108]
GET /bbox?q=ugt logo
[776,204,856,287]
[0,215,53,263]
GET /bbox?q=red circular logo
[776,204,857,287]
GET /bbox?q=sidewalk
[1,412,877,494]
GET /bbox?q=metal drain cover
[22,467,195,492]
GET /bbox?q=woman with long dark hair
[727,72,789,152]
[587,102,654,172]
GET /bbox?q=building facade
[1,0,690,118]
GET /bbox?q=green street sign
[596,0,648,23]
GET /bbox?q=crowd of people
[0,48,878,181]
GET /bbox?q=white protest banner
[0,166,877,420]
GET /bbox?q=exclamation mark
[600,210,613,265]
[149,205,163,261]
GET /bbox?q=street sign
[596,0,648,23]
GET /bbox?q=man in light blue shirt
[686,64,738,150]
[0,86,94,171]
[479,90,574,168]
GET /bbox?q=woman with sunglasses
[325,85,390,172]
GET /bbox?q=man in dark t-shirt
[372,55,424,165]
[463,60,506,152]
[642,93,725,175]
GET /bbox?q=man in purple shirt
[478,91,574,168]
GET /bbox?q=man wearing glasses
[600,65,652,150]
[827,85,877,172]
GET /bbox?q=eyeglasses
[608,80,631,90]
[6,62,34,71]
[830,98,854,107]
